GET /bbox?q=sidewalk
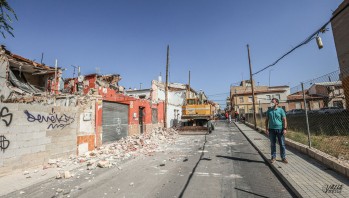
[234,122,349,198]
[0,163,83,197]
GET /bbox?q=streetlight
[269,69,273,87]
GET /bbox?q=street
[5,122,294,198]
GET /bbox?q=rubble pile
[77,127,179,168]
[45,127,179,178]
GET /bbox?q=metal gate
[102,101,128,144]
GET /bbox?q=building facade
[332,0,349,110]
[230,80,290,115]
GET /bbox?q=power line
[206,92,229,96]
[253,3,349,76]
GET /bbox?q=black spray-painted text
[24,108,75,130]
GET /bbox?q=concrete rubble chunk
[97,160,110,168]
[56,188,63,193]
[23,171,29,175]
[56,172,62,179]
[63,190,70,195]
[64,171,72,179]
[48,159,57,164]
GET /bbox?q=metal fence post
[258,100,263,129]
[301,83,311,148]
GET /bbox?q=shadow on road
[216,155,266,164]
[234,187,269,198]
[178,134,208,198]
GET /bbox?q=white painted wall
[78,101,95,134]
[152,80,191,128]
[0,54,12,101]
[125,89,151,99]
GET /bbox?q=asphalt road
[5,121,294,198]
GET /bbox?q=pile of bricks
[46,127,179,178]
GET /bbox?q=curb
[243,122,349,179]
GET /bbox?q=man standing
[234,111,239,122]
[265,98,288,164]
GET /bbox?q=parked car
[318,107,346,114]
[286,109,305,115]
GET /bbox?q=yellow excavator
[179,92,215,134]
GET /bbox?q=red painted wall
[65,74,164,146]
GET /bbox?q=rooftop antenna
[158,72,162,82]
[71,65,78,78]
[95,67,100,75]
[40,53,44,64]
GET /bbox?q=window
[275,94,280,100]
[187,99,196,105]
[266,95,271,100]
[248,96,252,102]
[239,97,244,103]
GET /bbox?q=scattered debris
[129,182,134,186]
[48,159,57,165]
[64,171,72,179]
[97,160,110,168]
[56,172,62,179]
[56,188,63,193]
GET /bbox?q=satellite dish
[78,75,84,82]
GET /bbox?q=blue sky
[1,0,344,107]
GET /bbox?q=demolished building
[0,45,63,104]
[0,46,164,176]
[64,73,164,149]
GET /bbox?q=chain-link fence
[242,70,349,160]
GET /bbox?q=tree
[0,0,17,38]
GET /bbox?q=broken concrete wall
[0,54,12,101]
[0,103,79,176]
[77,100,96,155]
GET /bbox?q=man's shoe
[270,158,276,163]
[282,158,288,164]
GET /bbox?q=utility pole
[164,45,169,128]
[247,45,257,129]
[187,70,191,99]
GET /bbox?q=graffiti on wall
[24,108,75,130]
[0,135,10,152]
[0,107,12,152]
[0,107,13,127]
[115,118,121,135]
